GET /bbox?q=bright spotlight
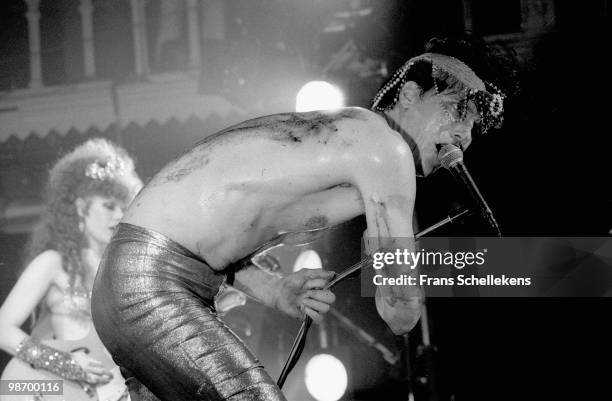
[296,81,344,112]
[304,354,348,401]
[292,249,323,272]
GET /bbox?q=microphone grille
[438,144,463,170]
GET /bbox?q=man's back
[123,107,413,270]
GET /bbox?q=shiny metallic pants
[92,223,286,401]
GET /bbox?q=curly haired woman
[0,138,142,400]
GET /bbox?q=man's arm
[233,264,335,323]
[346,116,422,334]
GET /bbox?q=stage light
[292,249,323,272]
[304,353,348,401]
[295,81,344,112]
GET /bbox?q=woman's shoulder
[22,250,64,279]
[30,249,63,265]
[4,250,67,310]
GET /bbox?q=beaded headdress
[372,52,506,133]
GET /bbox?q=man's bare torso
[123,107,413,270]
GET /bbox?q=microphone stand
[277,207,472,388]
[415,298,439,401]
[328,308,400,366]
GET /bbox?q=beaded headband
[372,52,506,133]
[85,157,125,181]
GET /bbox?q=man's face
[407,89,479,175]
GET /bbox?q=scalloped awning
[0,72,245,143]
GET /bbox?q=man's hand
[375,292,421,335]
[274,269,336,323]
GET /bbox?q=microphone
[438,144,501,236]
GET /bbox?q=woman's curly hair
[24,138,142,293]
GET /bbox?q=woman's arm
[0,250,111,385]
[0,249,63,355]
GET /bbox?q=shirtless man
[92,37,515,400]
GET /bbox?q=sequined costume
[91,223,287,401]
[47,286,92,320]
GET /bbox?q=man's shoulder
[244,107,384,128]
[329,106,385,126]
[188,107,398,158]
[345,106,385,122]
[336,107,405,146]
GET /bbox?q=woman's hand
[71,351,113,385]
[274,269,336,322]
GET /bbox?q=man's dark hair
[424,35,520,96]
[373,34,520,110]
